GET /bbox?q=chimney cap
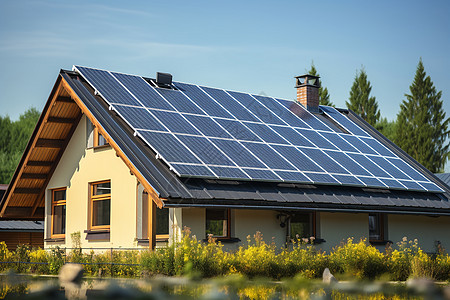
[295,74,320,88]
[156,72,173,87]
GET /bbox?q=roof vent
[295,74,320,113]
[156,72,173,88]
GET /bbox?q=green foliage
[0,233,449,281]
[395,59,449,173]
[346,68,380,127]
[375,117,397,141]
[307,63,334,107]
[328,238,386,279]
[0,107,40,184]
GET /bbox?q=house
[0,184,44,249]
[0,67,449,253]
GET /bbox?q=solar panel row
[74,66,443,193]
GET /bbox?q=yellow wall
[45,115,138,249]
[178,208,288,250]
[388,214,450,252]
[319,212,368,251]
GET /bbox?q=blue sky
[1,0,449,121]
[0,1,449,153]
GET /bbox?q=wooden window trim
[89,180,111,231]
[51,187,66,239]
[206,208,231,239]
[93,127,109,149]
[369,213,385,243]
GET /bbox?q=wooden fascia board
[0,76,66,217]
[60,76,164,208]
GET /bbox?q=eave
[0,75,82,219]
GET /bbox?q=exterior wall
[182,207,205,240]
[234,209,285,249]
[178,208,287,250]
[319,212,368,252]
[45,115,138,249]
[388,214,450,253]
[0,232,44,249]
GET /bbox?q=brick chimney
[295,74,320,113]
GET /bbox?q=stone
[322,268,338,284]
[59,263,84,284]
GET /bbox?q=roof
[435,173,450,187]
[73,66,443,194]
[1,67,449,218]
[0,220,44,232]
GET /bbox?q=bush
[1,233,450,281]
[328,238,386,279]
[386,237,419,281]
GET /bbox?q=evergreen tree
[395,59,449,173]
[346,68,380,127]
[307,63,333,106]
[376,117,397,141]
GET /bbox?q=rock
[322,268,338,284]
[406,278,439,296]
[59,263,84,284]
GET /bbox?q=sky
[0,0,449,168]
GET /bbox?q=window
[369,213,384,242]
[90,181,111,230]
[94,127,108,147]
[289,212,315,240]
[51,188,66,238]
[206,208,230,238]
[156,207,169,236]
[142,191,169,240]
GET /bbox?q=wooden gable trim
[30,112,82,217]
[1,79,66,217]
[0,77,82,219]
[60,77,164,209]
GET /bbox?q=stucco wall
[234,209,285,248]
[319,212,368,251]
[45,115,138,249]
[178,208,285,250]
[388,214,450,252]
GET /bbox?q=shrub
[328,238,386,279]
[386,237,419,281]
[233,232,280,279]
[0,241,12,272]
[282,237,328,278]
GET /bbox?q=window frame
[93,127,109,148]
[142,191,169,241]
[51,187,67,239]
[369,213,385,243]
[205,208,231,239]
[289,212,316,241]
[89,180,111,231]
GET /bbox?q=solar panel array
[74,66,444,193]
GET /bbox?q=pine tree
[346,68,380,127]
[307,64,333,106]
[395,59,449,173]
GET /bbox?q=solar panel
[112,72,175,111]
[174,83,233,118]
[74,66,444,193]
[113,105,166,131]
[319,106,370,137]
